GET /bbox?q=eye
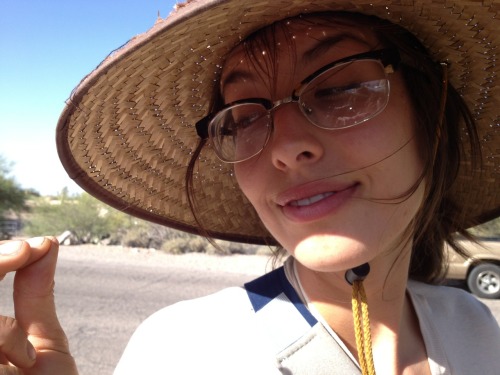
[314,83,362,99]
[230,104,268,130]
[233,111,264,128]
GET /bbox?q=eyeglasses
[196,48,400,163]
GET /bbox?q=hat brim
[57,0,500,244]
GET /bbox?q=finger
[0,238,53,279]
[23,351,78,375]
[0,365,24,375]
[12,237,78,374]
[0,316,36,368]
[13,238,70,353]
[0,241,30,280]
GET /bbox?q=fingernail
[26,237,46,247]
[0,241,22,256]
[27,342,36,361]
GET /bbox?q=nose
[268,103,324,170]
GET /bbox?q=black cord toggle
[345,263,370,285]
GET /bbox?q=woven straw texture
[57,0,500,244]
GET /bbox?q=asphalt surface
[0,245,498,375]
[0,245,271,374]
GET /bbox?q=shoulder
[114,287,279,374]
[408,280,489,313]
[408,281,498,332]
[148,285,253,320]
[119,286,254,349]
[408,280,500,372]
[407,279,495,320]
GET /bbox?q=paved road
[0,245,271,375]
[0,245,498,375]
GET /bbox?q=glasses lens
[209,103,271,162]
[299,59,390,129]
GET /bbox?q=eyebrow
[221,69,255,92]
[220,33,372,92]
[302,33,372,64]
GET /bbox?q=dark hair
[186,11,482,283]
[357,13,481,282]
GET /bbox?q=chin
[290,234,373,273]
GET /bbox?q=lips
[276,182,359,222]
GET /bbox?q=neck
[294,242,428,373]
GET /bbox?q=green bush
[24,193,121,243]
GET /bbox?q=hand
[0,237,78,374]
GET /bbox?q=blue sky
[0,0,178,195]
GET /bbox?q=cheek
[365,84,421,171]
[331,115,416,174]
[234,162,262,205]
[234,161,279,232]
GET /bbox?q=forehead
[220,14,380,87]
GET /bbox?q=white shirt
[114,273,500,374]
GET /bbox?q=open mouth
[278,183,359,222]
[288,192,335,207]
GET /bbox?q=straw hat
[57,0,500,245]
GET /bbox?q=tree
[24,192,132,243]
[0,156,30,239]
[0,156,27,214]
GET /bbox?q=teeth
[289,192,334,207]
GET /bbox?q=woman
[1,0,499,374]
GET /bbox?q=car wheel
[467,263,500,299]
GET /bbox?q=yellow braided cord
[352,280,376,375]
[352,282,366,372]
[359,281,376,374]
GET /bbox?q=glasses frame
[195,48,401,162]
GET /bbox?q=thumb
[13,237,69,353]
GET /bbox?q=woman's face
[222,18,425,273]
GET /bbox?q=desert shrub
[213,240,269,255]
[161,236,211,254]
[110,220,195,248]
[160,236,275,255]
